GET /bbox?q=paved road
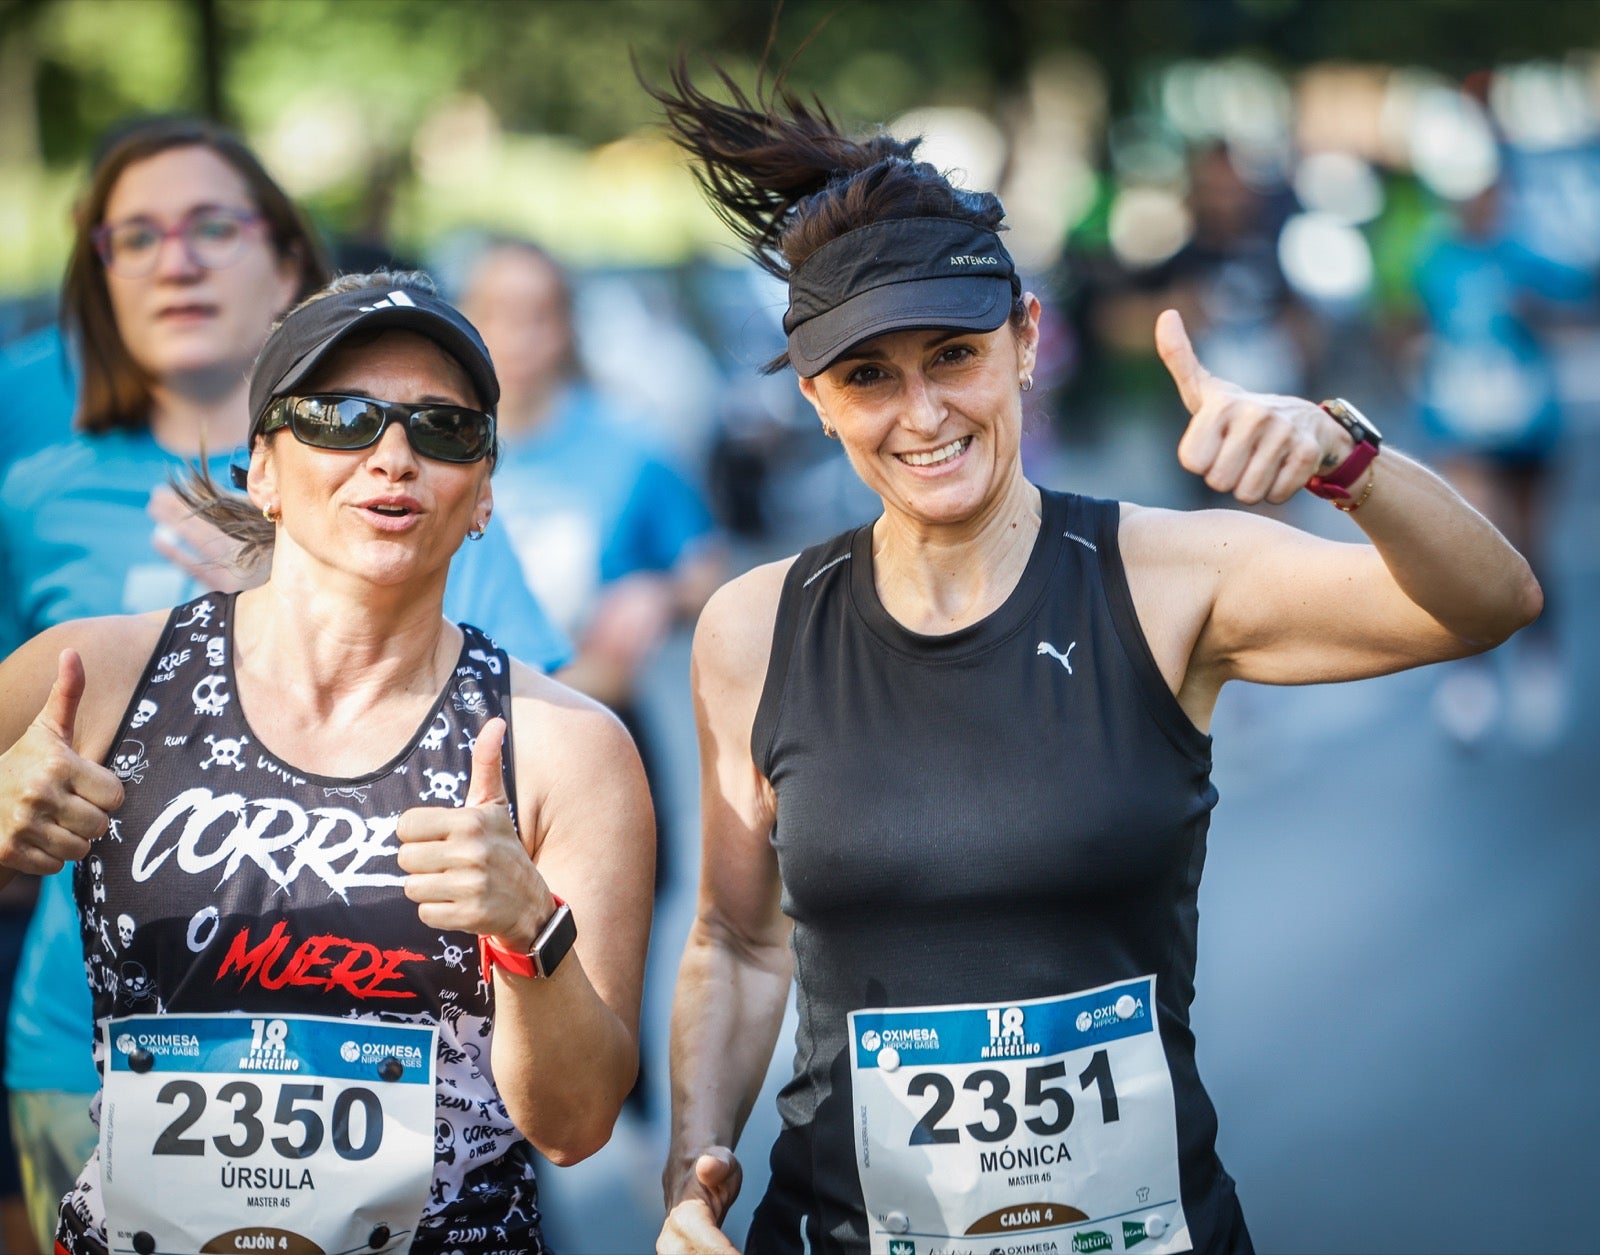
[531,396,1600,1255]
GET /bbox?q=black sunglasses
[259,393,496,464]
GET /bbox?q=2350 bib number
[152,1078,384,1160]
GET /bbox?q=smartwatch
[478,897,577,981]
[1305,397,1382,503]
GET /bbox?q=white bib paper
[849,977,1190,1255]
[100,1012,436,1254]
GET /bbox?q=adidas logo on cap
[357,290,419,312]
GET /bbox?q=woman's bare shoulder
[1119,499,1289,557]
[14,612,168,690]
[692,556,797,686]
[504,658,642,777]
[0,612,169,757]
[502,657,651,847]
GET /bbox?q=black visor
[783,217,1020,377]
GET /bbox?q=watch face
[1325,397,1382,445]
[533,902,578,978]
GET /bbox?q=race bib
[849,977,1190,1255]
[100,1012,437,1254]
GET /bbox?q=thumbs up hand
[1155,309,1350,506]
[0,649,126,875]
[397,716,552,947]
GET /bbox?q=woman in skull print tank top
[0,276,655,1254]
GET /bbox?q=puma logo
[1036,640,1076,673]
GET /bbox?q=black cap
[247,283,499,442]
[783,217,1020,377]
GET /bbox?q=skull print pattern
[62,593,544,1255]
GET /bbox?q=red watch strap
[478,895,565,982]
[1305,439,1377,500]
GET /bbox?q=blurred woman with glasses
[0,118,569,1252]
[0,270,654,1255]
[91,205,267,279]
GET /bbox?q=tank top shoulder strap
[1072,493,1211,764]
[456,621,518,811]
[104,596,199,749]
[751,526,861,779]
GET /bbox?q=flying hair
[642,52,1021,371]
[645,56,1008,282]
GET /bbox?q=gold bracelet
[1334,465,1376,513]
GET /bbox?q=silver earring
[467,523,486,542]
[822,421,838,440]
[1021,375,1034,393]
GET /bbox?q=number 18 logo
[249,1018,289,1054]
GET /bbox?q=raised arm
[659,563,795,1255]
[397,671,655,1163]
[1126,311,1542,728]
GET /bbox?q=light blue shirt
[493,383,717,638]
[0,326,76,479]
[1,429,570,1093]
[1414,227,1595,456]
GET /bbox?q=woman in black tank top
[646,59,1541,1255]
[0,275,655,1254]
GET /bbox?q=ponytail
[647,53,1024,374]
[646,55,1003,280]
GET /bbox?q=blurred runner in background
[1413,172,1594,747]
[458,239,724,1121]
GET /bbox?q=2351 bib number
[906,1049,1121,1146]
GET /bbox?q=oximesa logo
[340,1040,361,1063]
[1078,994,1145,1034]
